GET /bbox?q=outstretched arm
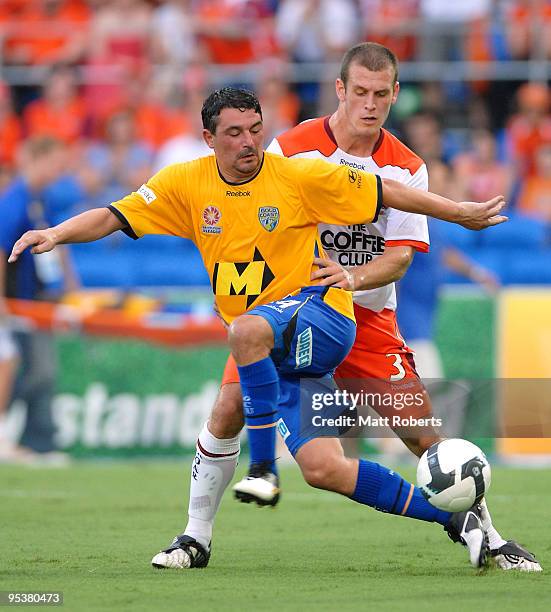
[8,208,124,263]
[381,178,507,230]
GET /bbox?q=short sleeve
[385,164,430,252]
[293,158,382,226]
[108,163,193,240]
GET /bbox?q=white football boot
[478,501,542,572]
[232,461,280,506]
[152,534,210,569]
[445,503,489,569]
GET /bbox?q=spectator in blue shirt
[0,136,79,462]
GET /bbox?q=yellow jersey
[109,152,382,323]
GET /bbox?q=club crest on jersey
[201,205,222,234]
[258,206,279,232]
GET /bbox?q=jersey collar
[324,117,386,157]
[216,153,265,186]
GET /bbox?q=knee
[301,460,344,492]
[228,315,268,349]
[228,315,273,363]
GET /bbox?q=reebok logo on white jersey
[137,184,157,204]
[340,158,366,171]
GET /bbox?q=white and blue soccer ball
[416,439,492,513]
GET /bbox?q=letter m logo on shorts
[213,247,275,308]
[295,326,313,369]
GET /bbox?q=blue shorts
[276,374,356,456]
[248,286,356,455]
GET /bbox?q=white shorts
[0,326,18,361]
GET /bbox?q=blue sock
[350,459,451,525]
[238,357,279,474]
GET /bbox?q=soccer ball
[416,439,491,513]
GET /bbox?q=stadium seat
[137,249,210,287]
[478,215,549,249]
[436,221,480,251]
[503,248,551,285]
[443,247,505,285]
[72,250,138,288]
[119,234,197,253]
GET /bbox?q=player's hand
[311,257,355,290]
[458,196,508,230]
[8,228,58,263]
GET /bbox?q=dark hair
[201,87,262,134]
[340,42,399,87]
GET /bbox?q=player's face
[203,108,264,182]
[336,63,399,137]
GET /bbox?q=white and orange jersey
[267,117,429,312]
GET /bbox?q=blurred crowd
[0,0,551,279]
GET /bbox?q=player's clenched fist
[8,228,58,263]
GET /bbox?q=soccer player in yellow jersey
[8,88,507,571]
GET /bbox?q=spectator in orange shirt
[359,0,419,61]
[3,0,90,66]
[88,65,191,150]
[507,82,551,177]
[87,0,152,67]
[22,65,88,144]
[453,129,513,203]
[517,143,551,221]
[506,0,551,60]
[84,0,153,120]
[0,81,22,173]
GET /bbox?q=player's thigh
[337,346,433,419]
[248,293,356,377]
[209,381,244,439]
[337,347,439,454]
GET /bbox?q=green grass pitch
[1,462,549,611]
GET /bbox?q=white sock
[480,499,507,550]
[184,422,240,550]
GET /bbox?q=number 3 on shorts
[386,353,406,381]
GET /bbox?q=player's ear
[336,78,346,103]
[392,81,400,105]
[202,129,215,150]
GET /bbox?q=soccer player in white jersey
[155,44,541,572]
